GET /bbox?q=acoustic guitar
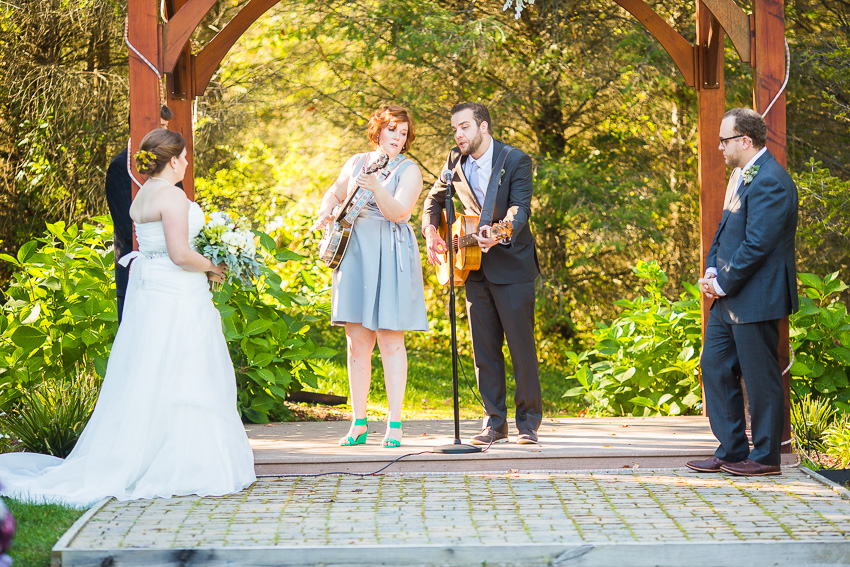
[318,154,389,268]
[435,212,513,285]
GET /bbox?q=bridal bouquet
[194,211,261,287]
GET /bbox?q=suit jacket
[422,139,539,284]
[105,148,133,263]
[707,150,798,324]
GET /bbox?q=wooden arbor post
[612,0,792,450]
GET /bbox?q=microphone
[440,170,453,184]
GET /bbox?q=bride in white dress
[0,129,256,508]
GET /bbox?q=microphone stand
[433,174,481,454]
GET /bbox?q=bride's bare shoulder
[131,179,186,223]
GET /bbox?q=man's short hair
[160,105,173,122]
[451,102,492,131]
[724,108,766,149]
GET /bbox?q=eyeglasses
[719,134,746,146]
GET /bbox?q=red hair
[367,105,416,153]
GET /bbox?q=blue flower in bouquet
[195,211,261,286]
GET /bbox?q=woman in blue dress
[314,105,428,448]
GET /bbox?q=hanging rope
[123,17,166,187]
[761,39,790,119]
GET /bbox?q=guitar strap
[479,145,514,227]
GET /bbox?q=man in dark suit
[422,102,541,445]
[105,105,173,323]
[687,108,798,476]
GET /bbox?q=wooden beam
[128,0,162,199]
[613,0,697,87]
[165,0,197,199]
[753,0,792,453]
[701,0,753,64]
[193,0,278,96]
[162,0,218,74]
[696,1,728,416]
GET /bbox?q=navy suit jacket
[422,139,539,284]
[707,150,798,324]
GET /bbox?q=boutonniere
[497,168,506,187]
[742,165,760,185]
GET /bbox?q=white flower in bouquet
[194,211,262,286]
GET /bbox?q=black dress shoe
[516,429,538,444]
[720,459,781,476]
[470,427,508,445]
[686,456,736,472]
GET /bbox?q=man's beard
[461,130,484,156]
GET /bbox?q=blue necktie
[469,160,485,204]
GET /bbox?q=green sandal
[339,418,368,446]
[381,421,403,448]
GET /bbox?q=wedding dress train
[0,202,256,508]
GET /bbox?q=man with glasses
[687,108,798,476]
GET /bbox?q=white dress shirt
[465,139,494,205]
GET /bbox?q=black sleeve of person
[105,148,133,260]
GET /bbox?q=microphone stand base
[432,442,482,454]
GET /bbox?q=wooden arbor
[127,0,792,448]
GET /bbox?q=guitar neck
[456,234,479,249]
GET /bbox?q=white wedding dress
[0,201,256,508]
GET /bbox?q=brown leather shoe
[516,429,539,445]
[469,427,508,445]
[686,456,735,473]
[720,459,781,476]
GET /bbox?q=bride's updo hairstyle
[134,129,186,175]
[367,105,416,153]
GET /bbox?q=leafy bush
[212,230,334,423]
[563,261,703,416]
[0,374,100,457]
[824,414,850,469]
[789,272,850,411]
[0,219,117,409]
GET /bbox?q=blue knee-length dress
[331,153,429,332]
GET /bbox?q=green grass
[5,498,84,567]
[310,331,582,421]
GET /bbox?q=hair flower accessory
[133,150,157,168]
[742,165,760,185]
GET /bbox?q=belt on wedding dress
[360,211,415,272]
[117,250,170,268]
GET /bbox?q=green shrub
[789,272,850,411]
[0,373,100,457]
[563,261,703,416]
[0,219,117,409]
[824,414,850,469]
[212,230,334,424]
[790,393,838,455]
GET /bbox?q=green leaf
[251,352,274,368]
[798,273,823,291]
[0,253,20,266]
[17,240,38,264]
[828,346,850,366]
[563,386,586,398]
[255,230,277,252]
[630,396,655,407]
[10,325,47,350]
[245,319,273,336]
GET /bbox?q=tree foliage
[0,0,127,281]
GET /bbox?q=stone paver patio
[54,466,850,566]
